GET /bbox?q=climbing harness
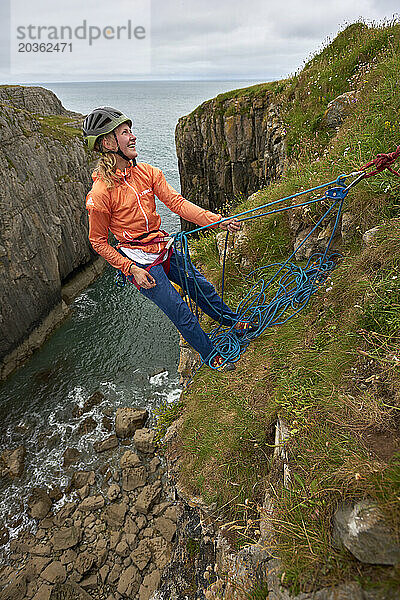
[115,147,400,373]
[115,233,174,290]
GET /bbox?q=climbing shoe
[211,355,236,372]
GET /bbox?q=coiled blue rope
[171,174,356,370]
[115,171,363,372]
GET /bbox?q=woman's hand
[219,217,241,232]
[129,264,156,289]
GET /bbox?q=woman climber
[82,106,249,371]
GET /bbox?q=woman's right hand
[129,264,156,289]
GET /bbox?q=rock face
[0,86,80,117]
[0,85,96,376]
[175,89,286,230]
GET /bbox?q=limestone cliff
[175,86,286,230]
[0,86,96,374]
[0,85,80,117]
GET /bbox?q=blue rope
[172,177,353,371]
[115,172,361,373]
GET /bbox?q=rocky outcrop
[0,85,98,378]
[333,500,400,565]
[175,89,286,230]
[157,414,399,600]
[320,91,358,129]
[0,86,80,118]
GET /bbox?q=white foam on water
[149,371,169,386]
[165,386,181,405]
[73,293,98,321]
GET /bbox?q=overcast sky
[0,0,399,83]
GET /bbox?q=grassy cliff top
[161,20,400,595]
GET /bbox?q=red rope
[360,145,400,178]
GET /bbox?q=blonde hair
[94,133,118,188]
[95,152,118,189]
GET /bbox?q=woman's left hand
[219,217,241,232]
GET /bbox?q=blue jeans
[132,251,238,361]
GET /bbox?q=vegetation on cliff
[165,20,400,595]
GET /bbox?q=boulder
[74,552,96,575]
[130,539,151,571]
[98,564,109,584]
[41,561,66,584]
[124,516,139,535]
[78,495,105,513]
[24,556,51,580]
[120,450,141,468]
[163,506,177,523]
[93,435,118,453]
[333,500,400,565]
[79,574,97,590]
[138,569,161,600]
[51,527,81,551]
[136,483,162,515]
[31,544,53,557]
[60,549,77,565]
[28,488,53,519]
[77,417,97,436]
[102,502,128,530]
[321,91,357,129]
[54,503,77,527]
[107,564,121,584]
[148,536,171,571]
[68,471,95,491]
[136,515,147,530]
[49,581,93,600]
[133,428,156,454]
[154,516,176,543]
[77,485,90,501]
[0,445,26,477]
[107,483,121,501]
[116,565,140,597]
[177,339,201,384]
[48,487,63,502]
[109,531,122,549]
[0,574,27,600]
[32,583,52,600]
[72,391,104,418]
[149,457,161,473]
[102,416,112,432]
[115,407,148,438]
[63,448,81,469]
[121,466,147,492]
[115,539,130,558]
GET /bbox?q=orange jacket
[86,162,222,276]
